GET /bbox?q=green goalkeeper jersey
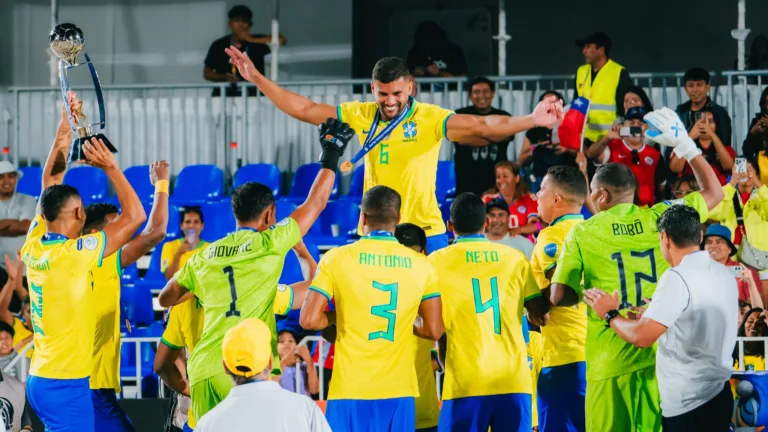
[176,219,301,385]
[551,193,709,381]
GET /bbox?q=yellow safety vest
[575,59,624,142]
[758,151,768,186]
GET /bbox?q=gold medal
[340,161,353,173]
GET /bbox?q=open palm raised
[224,45,260,83]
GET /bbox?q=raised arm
[42,92,78,191]
[82,139,146,257]
[158,278,189,308]
[120,161,170,267]
[289,119,354,236]
[226,46,336,126]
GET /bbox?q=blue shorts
[439,393,531,432]
[326,397,415,432]
[182,423,193,432]
[426,234,449,254]
[27,375,94,432]
[537,362,587,432]
[91,389,136,432]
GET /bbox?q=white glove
[643,107,702,162]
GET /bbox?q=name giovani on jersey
[611,220,645,236]
[206,240,253,259]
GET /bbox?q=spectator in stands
[407,20,467,78]
[195,318,331,432]
[675,68,732,148]
[203,5,286,96]
[671,176,700,199]
[702,224,763,308]
[734,307,767,371]
[747,35,768,71]
[277,330,318,396]
[162,207,208,281]
[0,256,31,359]
[621,86,654,116]
[742,86,768,184]
[739,300,752,327]
[574,32,631,144]
[709,160,767,245]
[0,161,34,313]
[518,91,576,191]
[0,370,33,432]
[669,108,734,185]
[481,161,541,238]
[0,322,24,380]
[452,77,512,196]
[484,198,534,259]
[586,107,667,206]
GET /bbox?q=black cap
[624,107,647,122]
[576,32,612,50]
[228,5,253,22]
[485,198,509,214]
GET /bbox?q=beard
[378,101,405,121]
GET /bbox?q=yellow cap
[222,318,272,377]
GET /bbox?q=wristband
[319,150,341,171]
[673,137,702,162]
[155,179,169,195]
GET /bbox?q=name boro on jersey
[611,220,646,236]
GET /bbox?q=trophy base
[68,134,118,163]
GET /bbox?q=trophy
[49,23,117,163]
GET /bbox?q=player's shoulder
[413,100,454,118]
[338,100,377,121]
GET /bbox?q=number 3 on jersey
[223,266,241,317]
[369,281,398,342]
[611,249,657,309]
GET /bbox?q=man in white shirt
[484,199,533,259]
[583,205,737,431]
[194,318,331,432]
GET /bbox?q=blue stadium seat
[303,240,321,263]
[234,164,281,197]
[305,200,360,248]
[284,163,339,203]
[17,166,42,199]
[170,164,224,205]
[436,160,456,200]
[123,165,154,203]
[347,165,365,198]
[64,166,108,205]
[440,199,454,240]
[279,250,304,285]
[121,263,139,283]
[201,201,236,242]
[275,200,297,221]
[133,243,167,293]
[121,284,154,327]
[132,202,181,241]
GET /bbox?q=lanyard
[349,97,413,166]
[231,38,250,74]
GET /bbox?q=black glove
[318,118,355,170]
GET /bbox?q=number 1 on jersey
[223,266,241,317]
[473,277,501,335]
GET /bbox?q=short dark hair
[468,77,495,94]
[0,321,14,338]
[593,163,637,193]
[395,223,427,253]
[657,205,702,249]
[450,193,486,236]
[361,186,401,227]
[178,206,204,225]
[39,184,81,222]
[545,166,587,201]
[231,182,275,223]
[83,203,119,234]
[747,157,761,177]
[372,57,410,84]
[228,5,252,22]
[539,90,565,103]
[684,67,710,84]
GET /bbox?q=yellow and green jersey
[551,193,709,381]
[90,250,124,392]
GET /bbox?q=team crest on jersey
[275,218,290,227]
[83,236,98,250]
[277,284,288,292]
[644,156,654,166]
[402,121,417,141]
[527,355,533,370]
[544,243,558,258]
[517,205,527,214]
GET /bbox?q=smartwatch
[604,309,620,328]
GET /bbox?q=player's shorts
[190,372,233,424]
[439,393,532,432]
[585,365,661,432]
[27,375,94,432]
[325,397,415,432]
[426,234,449,254]
[91,388,137,432]
[537,361,586,432]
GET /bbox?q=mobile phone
[694,111,705,121]
[729,265,743,278]
[735,157,748,174]
[620,126,643,137]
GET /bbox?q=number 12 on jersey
[611,249,657,309]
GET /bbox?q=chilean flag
[557,97,590,151]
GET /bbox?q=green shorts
[190,372,233,423]
[586,366,661,432]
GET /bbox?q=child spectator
[0,321,24,380]
[277,329,318,396]
[669,109,735,185]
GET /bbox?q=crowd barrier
[5,70,767,184]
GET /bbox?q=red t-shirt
[726,259,762,304]
[680,145,735,185]
[605,140,663,207]
[483,192,539,228]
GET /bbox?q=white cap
[0,161,22,180]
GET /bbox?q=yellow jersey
[337,101,454,237]
[527,330,543,428]
[428,235,540,399]
[309,232,440,400]
[21,214,107,379]
[530,214,587,367]
[736,355,766,372]
[160,238,208,273]
[90,250,124,391]
[11,317,33,359]
[414,338,438,429]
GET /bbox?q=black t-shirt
[407,42,468,76]
[205,35,271,96]
[452,106,511,196]
[526,127,577,179]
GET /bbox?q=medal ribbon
[343,97,413,170]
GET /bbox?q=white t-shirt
[195,380,332,432]
[487,233,534,259]
[644,251,738,418]
[0,194,36,267]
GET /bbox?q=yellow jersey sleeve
[175,255,198,293]
[551,228,585,298]
[519,259,543,303]
[160,305,185,350]
[652,191,709,222]
[25,215,46,243]
[309,249,339,302]
[160,241,178,273]
[337,101,377,131]
[421,266,440,301]
[273,284,294,316]
[424,104,454,141]
[530,228,559,289]
[63,231,107,272]
[707,185,735,223]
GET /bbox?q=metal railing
[735,336,768,371]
